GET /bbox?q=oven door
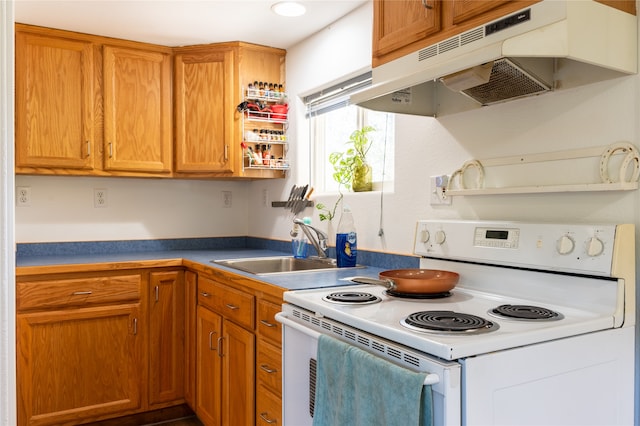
[276,308,462,426]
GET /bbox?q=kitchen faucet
[293,218,329,258]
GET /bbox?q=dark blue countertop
[16,238,419,290]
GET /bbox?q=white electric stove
[277,220,636,425]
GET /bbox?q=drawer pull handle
[86,140,91,157]
[260,364,277,374]
[225,303,239,310]
[133,318,138,335]
[200,292,211,298]
[260,320,276,328]
[421,0,433,9]
[217,337,224,357]
[72,291,92,295]
[209,331,217,351]
[155,285,159,302]
[259,413,277,424]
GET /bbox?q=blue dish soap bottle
[291,218,309,259]
[336,206,357,267]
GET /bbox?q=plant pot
[352,162,373,192]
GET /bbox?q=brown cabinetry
[174,42,286,179]
[15,24,173,177]
[15,30,98,171]
[255,298,283,425]
[372,0,540,67]
[16,272,145,426]
[103,46,173,173]
[149,270,185,407]
[196,275,255,426]
[15,25,288,180]
[174,48,235,174]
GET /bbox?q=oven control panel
[473,227,519,249]
[414,220,623,276]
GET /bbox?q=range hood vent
[452,58,552,105]
[351,0,637,117]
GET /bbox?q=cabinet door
[149,270,185,406]
[16,304,143,426]
[103,46,172,173]
[373,0,442,58]
[174,49,235,173]
[184,271,198,409]
[222,319,255,426]
[15,31,96,170]
[451,0,516,25]
[196,306,223,426]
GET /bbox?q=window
[306,73,395,193]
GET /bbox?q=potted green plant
[329,125,375,192]
[316,126,375,222]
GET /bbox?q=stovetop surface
[283,283,614,360]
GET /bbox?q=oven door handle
[275,312,440,386]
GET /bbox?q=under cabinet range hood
[351,0,637,117]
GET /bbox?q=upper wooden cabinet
[103,46,173,174]
[174,42,286,179]
[372,0,636,67]
[15,24,288,180]
[15,30,98,170]
[373,0,540,67]
[174,48,235,174]
[15,24,173,178]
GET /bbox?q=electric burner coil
[322,291,381,305]
[401,310,498,334]
[489,304,564,321]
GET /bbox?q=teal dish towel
[313,334,433,426]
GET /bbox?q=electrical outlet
[261,189,268,207]
[16,186,31,207]
[94,188,108,208]
[222,191,232,208]
[430,175,452,206]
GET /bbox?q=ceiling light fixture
[271,1,306,17]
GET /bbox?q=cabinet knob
[200,292,211,298]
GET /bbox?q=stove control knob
[556,235,575,255]
[586,237,605,257]
[420,229,430,243]
[434,230,446,245]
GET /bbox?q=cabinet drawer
[256,385,282,426]
[257,341,282,395]
[257,299,282,345]
[198,276,255,329]
[17,274,141,311]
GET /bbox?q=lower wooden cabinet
[149,270,185,407]
[196,277,256,426]
[196,305,223,425]
[15,265,284,426]
[16,273,145,426]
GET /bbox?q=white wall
[247,2,640,255]
[15,176,250,242]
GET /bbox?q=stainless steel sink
[211,256,361,275]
